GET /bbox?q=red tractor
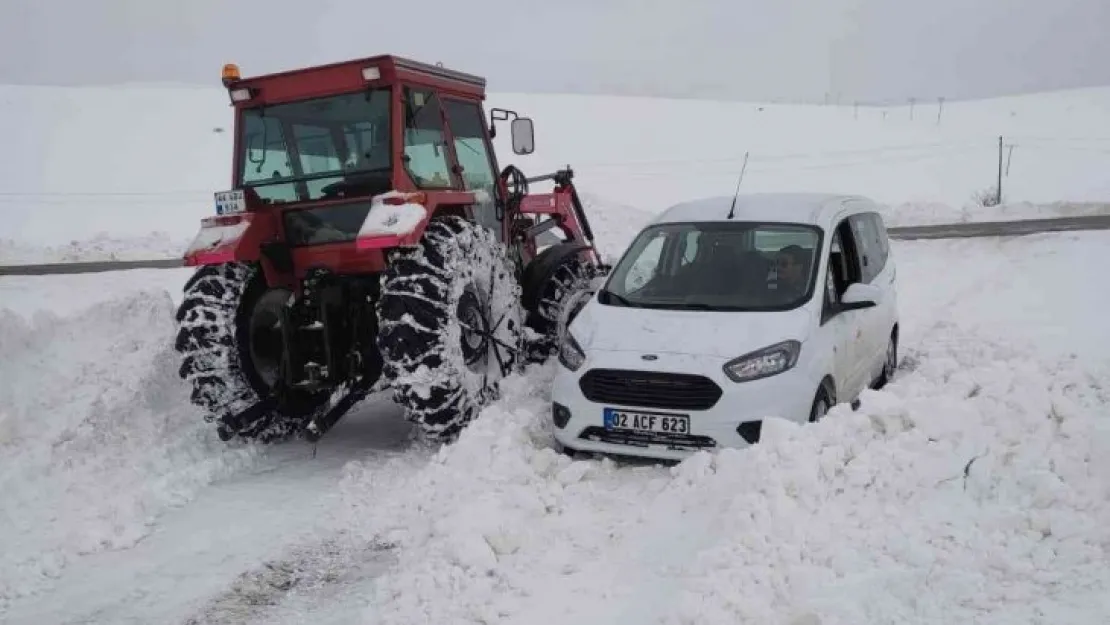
[174,55,605,443]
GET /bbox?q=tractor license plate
[603,407,689,435]
[214,190,246,215]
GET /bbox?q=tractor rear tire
[377,217,525,441]
[174,262,327,442]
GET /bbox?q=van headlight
[558,331,586,371]
[723,340,801,382]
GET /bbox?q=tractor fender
[355,190,476,251]
[183,211,276,267]
[520,242,591,312]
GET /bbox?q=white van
[550,193,899,462]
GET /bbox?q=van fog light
[552,402,572,429]
[736,420,762,444]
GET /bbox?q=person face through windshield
[775,245,807,291]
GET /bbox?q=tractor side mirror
[511,117,535,155]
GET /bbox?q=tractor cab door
[400,86,504,242]
[401,86,457,191]
[441,98,503,241]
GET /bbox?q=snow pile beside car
[338,323,1109,624]
[0,292,262,608]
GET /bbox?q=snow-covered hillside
[3,83,1110,263]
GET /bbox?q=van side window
[849,212,890,282]
[822,218,865,323]
[870,213,890,266]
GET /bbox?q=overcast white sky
[3,0,1108,102]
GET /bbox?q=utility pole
[996,135,1004,206]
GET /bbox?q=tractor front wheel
[522,247,598,361]
[376,217,526,441]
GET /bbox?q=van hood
[569,299,813,360]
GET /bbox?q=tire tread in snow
[377,216,525,440]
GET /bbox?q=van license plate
[603,408,689,435]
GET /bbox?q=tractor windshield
[238,89,391,203]
[598,221,823,311]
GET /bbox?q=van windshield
[598,221,822,311]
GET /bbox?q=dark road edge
[3,215,1110,276]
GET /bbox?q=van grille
[578,368,722,411]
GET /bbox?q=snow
[327,231,1110,625]
[501,87,1110,216]
[0,288,264,609]
[1,227,1108,624]
[879,200,1110,227]
[3,84,1110,262]
[0,79,1108,623]
[0,231,190,265]
[358,192,428,239]
[0,267,423,624]
[332,331,1109,624]
[0,267,196,318]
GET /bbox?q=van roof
[650,193,873,227]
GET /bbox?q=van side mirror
[840,282,882,311]
[511,117,534,155]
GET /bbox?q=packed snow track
[1,231,1108,624]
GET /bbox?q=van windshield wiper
[599,288,632,307]
[674,301,717,310]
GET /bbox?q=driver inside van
[773,245,809,297]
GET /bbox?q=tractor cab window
[402,88,453,189]
[240,115,297,202]
[238,90,391,203]
[443,98,500,233]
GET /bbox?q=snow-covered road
[1,231,1108,624]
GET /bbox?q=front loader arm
[514,167,597,249]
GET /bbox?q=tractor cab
[212,56,535,252]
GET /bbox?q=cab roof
[650,193,873,228]
[227,54,487,107]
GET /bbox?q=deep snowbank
[0,291,262,608]
[0,219,1106,622]
[338,325,1109,624]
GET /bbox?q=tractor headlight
[558,331,586,372]
[723,340,801,382]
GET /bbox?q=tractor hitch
[302,379,377,443]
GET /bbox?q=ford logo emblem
[641,354,658,361]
